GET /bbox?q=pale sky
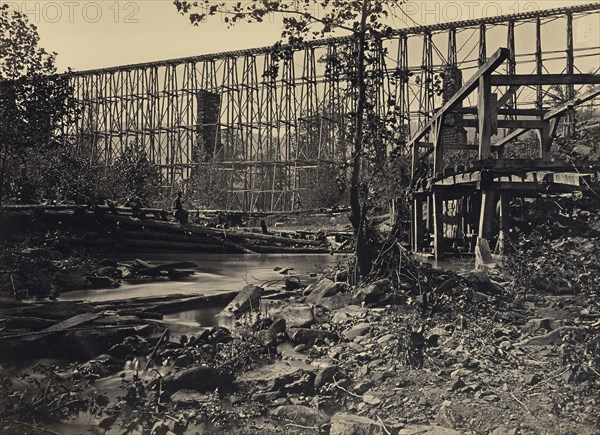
[3,0,599,72]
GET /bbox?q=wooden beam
[463,119,546,129]
[452,107,543,116]
[495,85,521,110]
[478,189,496,241]
[490,74,600,86]
[544,87,600,121]
[433,192,444,260]
[493,128,528,148]
[407,47,510,148]
[478,73,494,159]
[418,142,478,151]
[413,197,424,252]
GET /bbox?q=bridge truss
[63,3,600,211]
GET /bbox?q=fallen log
[136,261,198,277]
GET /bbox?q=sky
[2,0,599,72]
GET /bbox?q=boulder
[287,328,337,346]
[162,366,234,393]
[353,279,391,304]
[272,405,330,427]
[516,326,581,346]
[263,301,315,328]
[319,293,353,311]
[342,323,371,341]
[94,266,122,279]
[330,413,386,435]
[305,279,343,305]
[53,273,92,292]
[108,335,149,358]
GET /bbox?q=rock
[162,366,234,393]
[516,326,581,346]
[342,323,371,341]
[449,378,465,391]
[287,328,337,346]
[263,301,315,328]
[314,365,341,389]
[294,344,307,352]
[305,279,343,305]
[285,277,302,290]
[256,330,277,348]
[94,266,122,279]
[524,373,542,386]
[170,389,209,406]
[331,306,367,324]
[523,318,552,333]
[330,412,386,435]
[491,426,519,435]
[108,335,149,358]
[435,400,459,429]
[272,405,330,427]
[208,326,232,344]
[376,334,396,345]
[460,270,503,295]
[99,259,119,267]
[85,275,120,289]
[269,318,287,335]
[335,270,348,282]
[53,273,93,291]
[218,285,262,317]
[353,279,391,304]
[319,293,354,311]
[362,392,382,405]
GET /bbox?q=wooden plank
[490,74,600,86]
[20,313,101,342]
[407,47,509,148]
[418,142,478,151]
[452,107,542,116]
[218,285,263,318]
[552,172,593,186]
[413,197,424,252]
[478,189,496,241]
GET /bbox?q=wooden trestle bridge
[408,47,600,261]
[54,3,599,211]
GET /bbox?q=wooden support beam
[413,197,424,252]
[419,142,478,151]
[496,192,510,253]
[408,47,509,149]
[495,85,521,110]
[452,106,542,116]
[433,192,444,260]
[490,74,600,86]
[544,87,600,121]
[463,119,546,129]
[536,117,559,161]
[478,73,494,159]
[494,128,527,148]
[478,189,496,241]
[432,118,445,178]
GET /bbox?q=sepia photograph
[0,1,599,433]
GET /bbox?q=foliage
[0,4,79,204]
[107,142,162,205]
[301,162,348,209]
[186,148,230,209]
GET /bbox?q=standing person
[173,191,189,224]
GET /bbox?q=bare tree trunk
[350,0,373,278]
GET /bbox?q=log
[218,285,262,318]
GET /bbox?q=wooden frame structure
[409,48,600,261]
[36,3,599,211]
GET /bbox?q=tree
[0,4,79,203]
[173,0,406,277]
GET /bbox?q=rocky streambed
[1,252,598,435]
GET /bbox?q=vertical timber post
[535,17,543,110]
[565,12,575,138]
[413,196,424,252]
[433,192,444,260]
[497,191,510,253]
